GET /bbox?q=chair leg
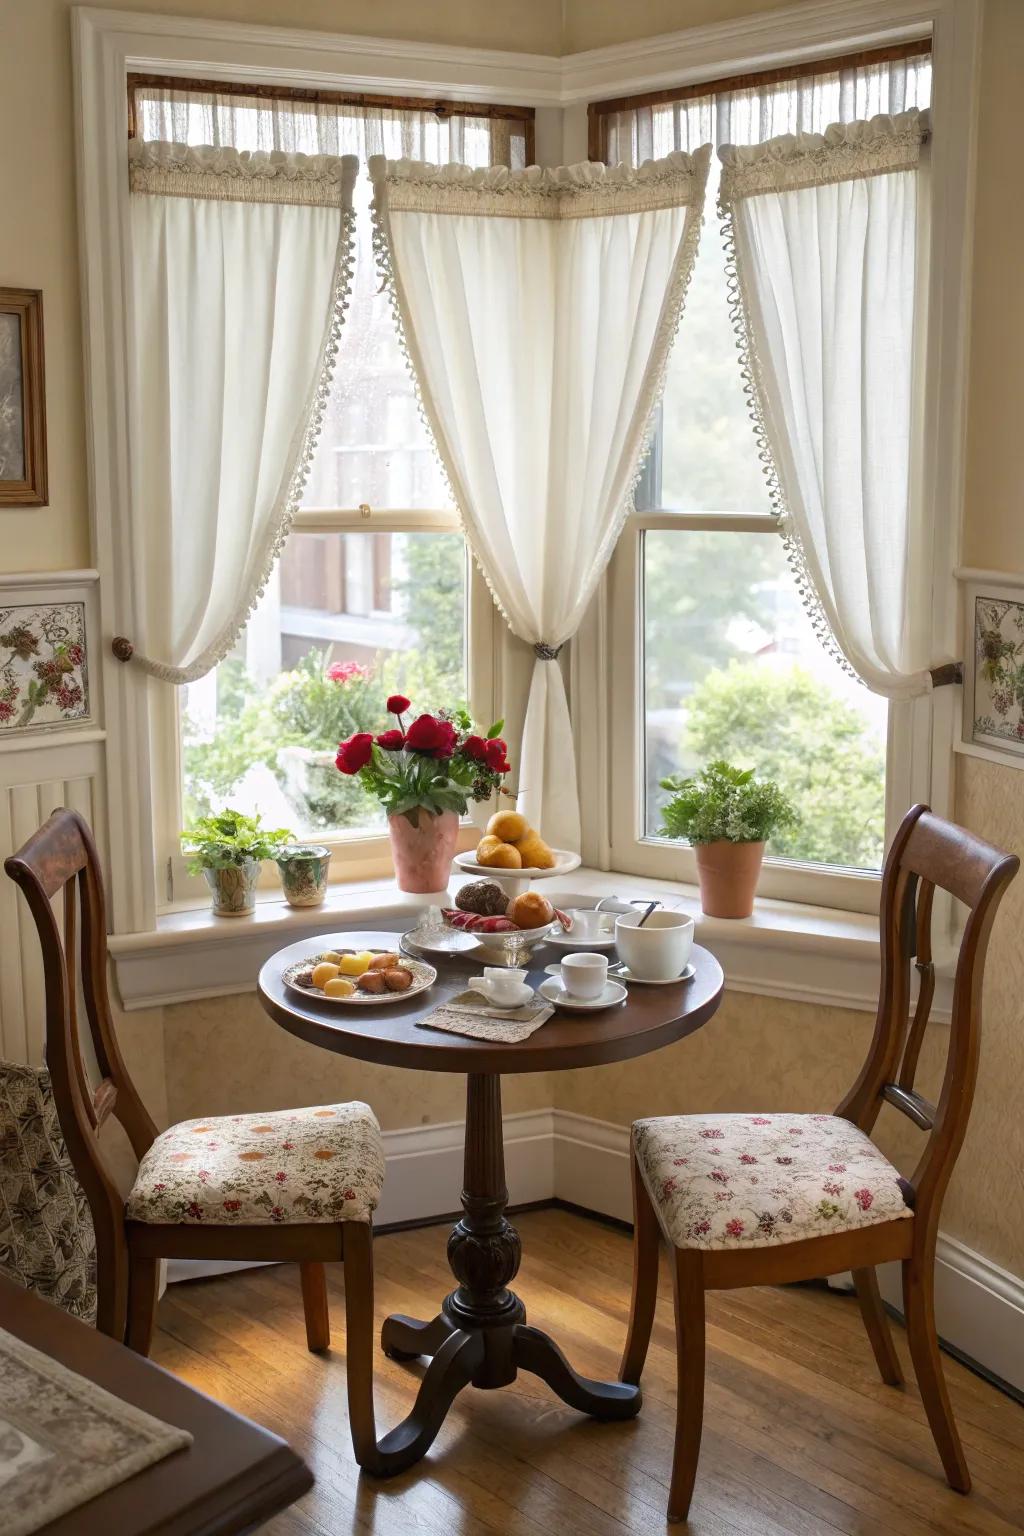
[853,1266,903,1386]
[125,1255,160,1357]
[620,1147,661,1385]
[667,1251,706,1524]
[902,1252,970,1493]
[342,1223,381,1472]
[300,1260,330,1353]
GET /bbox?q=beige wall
[0,0,562,576]
[4,0,1024,1276]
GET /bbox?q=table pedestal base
[365,1073,640,1476]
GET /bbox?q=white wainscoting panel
[0,737,107,1064]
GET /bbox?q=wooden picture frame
[957,572,1024,769]
[0,288,48,507]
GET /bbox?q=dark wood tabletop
[0,1275,312,1536]
[257,928,724,1074]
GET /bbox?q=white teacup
[561,951,609,1000]
[478,967,529,1006]
[565,908,615,940]
[614,910,694,981]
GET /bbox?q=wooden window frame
[586,38,931,160]
[128,72,536,162]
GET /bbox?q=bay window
[134,79,529,901]
[597,44,933,911]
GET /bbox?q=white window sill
[110,866,951,1019]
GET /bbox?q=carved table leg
[381,1313,454,1362]
[372,1072,640,1475]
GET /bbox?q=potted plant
[335,697,511,893]
[181,809,293,917]
[659,760,797,918]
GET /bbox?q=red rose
[404,714,457,757]
[375,728,404,750]
[462,734,489,762]
[484,737,510,772]
[335,732,374,774]
[386,694,411,715]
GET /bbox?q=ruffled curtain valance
[718,109,938,698]
[370,150,710,848]
[125,141,357,682]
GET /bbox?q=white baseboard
[167,1108,1024,1396]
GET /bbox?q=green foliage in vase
[180,808,293,872]
[682,662,885,867]
[660,760,797,846]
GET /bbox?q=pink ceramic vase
[388,808,460,894]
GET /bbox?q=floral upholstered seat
[633,1113,912,1251]
[126,1102,384,1226]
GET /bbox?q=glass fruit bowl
[467,921,560,968]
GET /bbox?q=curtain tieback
[533,642,564,661]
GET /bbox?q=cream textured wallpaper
[2,0,1023,1283]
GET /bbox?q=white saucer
[468,982,535,1010]
[608,961,696,985]
[538,976,627,1012]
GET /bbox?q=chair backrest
[836,804,1018,1240]
[4,809,158,1330]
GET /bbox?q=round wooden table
[257,927,724,1474]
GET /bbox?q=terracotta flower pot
[388,808,460,894]
[694,840,765,918]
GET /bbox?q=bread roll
[487,810,529,843]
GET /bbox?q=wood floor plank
[148,1210,1024,1536]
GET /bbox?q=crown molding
[75,0,967,109]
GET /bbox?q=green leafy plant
[659,760,797,846]
[680,662,885,867]
[180,809,293,872]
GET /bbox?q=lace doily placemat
[0,1325,193,1536]
[417,989,554,1043]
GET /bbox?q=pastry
[323,976,356,998]
[358,972,387,993]
[487,810,529,843]
[514,831,556,869]
[383,967,413,991]
[368,952,402,970]
[476,835,522,869]
[455,880,509,917]
[507,891,555,929]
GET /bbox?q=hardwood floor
[151,1208,1024,1534]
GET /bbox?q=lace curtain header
[128,140,359,207]
[368,149,711,220]
[718,109,930,202]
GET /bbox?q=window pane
[657,155,772,514]
[181,531,466,835]
[643,529,887,871]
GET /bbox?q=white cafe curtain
[369,152,710,849]
[718,110,934,697]
[127,140,357,682]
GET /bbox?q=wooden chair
[4,807,387,1471]
[620,804,1018,1522]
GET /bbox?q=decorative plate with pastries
[282,947,437,1004]
[453,811,581,892]
[442,882,571,964]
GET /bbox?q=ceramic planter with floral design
[203,859,261,917]
[276,844,332,907]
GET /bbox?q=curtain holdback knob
[111,636,134,663]
[929,662,963,688]
[533,642,564,661]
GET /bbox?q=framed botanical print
[0,289,48,507]
[959,575,1024,767]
